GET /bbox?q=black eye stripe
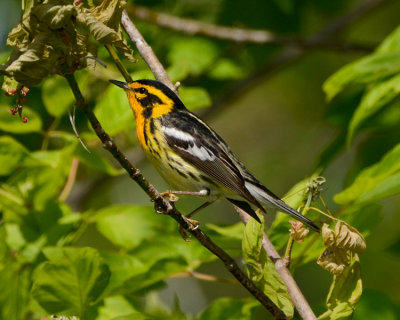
[135,87,148,94]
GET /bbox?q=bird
[109,79,320,232]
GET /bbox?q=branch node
[130,168,142,179]
[102,140,113,150]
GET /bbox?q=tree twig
[236,208,317,320]
[63,71,288,319]
[121,9,177,94]
[128,5,374,52]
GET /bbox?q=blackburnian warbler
[110,79,320,232]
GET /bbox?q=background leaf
[32,247,111,317]
[0,105,42,133]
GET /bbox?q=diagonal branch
[121,10,177,93]
[120,10,315,319]
[236,207,317,320]
[64,70,288,320]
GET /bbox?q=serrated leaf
[323,52,400,101]
[317,245,351,275]
[0,136,28,175]
[180,86,211,110]
[42,76,75,117]
[32,247,111,317]
[242,214,293,317]
[318,255,362,319]
[94,84,134,135]
[334,143,400,205]
[0,105,42,133]
[348,73,400,144]
[198,297,259,320]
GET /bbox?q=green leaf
[334,143,400,205]
[208,58,245,80]
[0,260,31,320]
[242,214,294,318]
[167,38,219,81]
[0,105,42,133]
[339,203,382,239]
[348,73,400,144]
[206,222,245,240]
[7,148,73,210]
[376,25,400,54]
[95,205,172,250]
[0,136,28,175]
[117,257,188,295]
[94,84,134,136]
[323,52,400,101]
[318,255,362,320]
[353,290,398,320]
[74,144,121,176]
[42,76,75,117]
[100,251,146,295]
[32,247,111,317]
[198,297,259,320]
[97,296,142,320]
[180,86,211,110]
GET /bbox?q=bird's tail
[245,181,320,232]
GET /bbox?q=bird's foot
[179,217,199,242]
[160,190,180,202]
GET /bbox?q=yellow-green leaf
[242,214,294,318]
[334,143,400,205]
[318,255,362,319]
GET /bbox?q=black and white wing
[161,112,265,218]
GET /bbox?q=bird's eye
[139,87,147,94]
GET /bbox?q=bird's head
[109,79,186,119]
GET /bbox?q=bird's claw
[161,191,180,202]
[178,217,199,241]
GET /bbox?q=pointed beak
[109,80,130,90]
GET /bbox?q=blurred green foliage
[1,0,400,319]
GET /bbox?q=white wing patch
[163,126,194,142]
[180,144,216,161]
[164,126,216,161]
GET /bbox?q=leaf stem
[283,192,313,267]
[105,44,133,83]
